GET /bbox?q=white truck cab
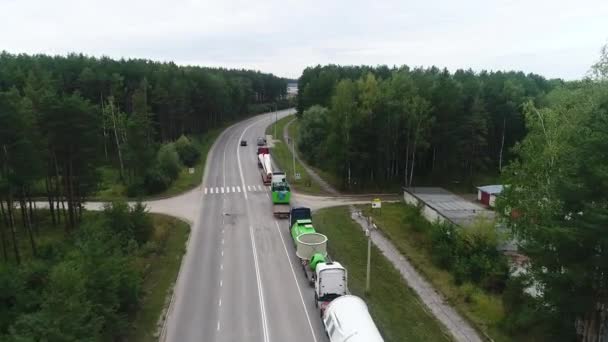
[315,262,348,310]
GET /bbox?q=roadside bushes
[142,142,182,194]
[157,143,181,180]
[175,135,200,167]
[123,135,202,196]
[428,215,509,292]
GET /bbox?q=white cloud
[0,0,607,79]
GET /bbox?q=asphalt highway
[164,110,328,342]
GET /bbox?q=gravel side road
[350,207,484,342]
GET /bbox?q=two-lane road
[164,110,327,342]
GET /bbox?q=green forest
[297,48,608,340]
[0,53,287,340]
[0,52,288,228]
[296,64,559,190]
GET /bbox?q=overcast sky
[1,0,607,79]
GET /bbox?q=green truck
[271,177,291,218]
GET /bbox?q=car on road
[257,137,266,146]
[240,140,247,146]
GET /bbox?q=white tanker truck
[323,295,384,342]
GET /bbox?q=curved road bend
[164,110,328,342]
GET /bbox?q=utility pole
[292,136,296,179]
[274,103,277,138]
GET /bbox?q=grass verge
[313,206,451,342]
[357,202,510,342]
[129,214,190,342]
[266,115,327,195]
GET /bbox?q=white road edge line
[237,120,270,342]
[274,221,319,342]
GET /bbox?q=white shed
[476,185,504,208]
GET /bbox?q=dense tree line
[0,202,155,340]
[0,52,288,141]
[0,52,287,257]
[297,65,559,189]
[498,53,608,340]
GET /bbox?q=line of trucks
[256,143,384,342]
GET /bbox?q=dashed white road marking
[220,280,223,287]
[217,321,220,331]
[221,187,224,194]
[210,188,214,194]
[258,185,263,191]
[220,264,223,270]
[247,185,251,191]
[219,299,222,307]
[215,187,219,194]
[232,186,236,192]
[236,120,269,342]
[225,187,230,193]
[237,186,241,192]
[274,221,319,342]
[204,188,208,194]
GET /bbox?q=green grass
[313,206,451,342]
[357,202,510,342]
[129,214,189,342]
[266,115,327,195]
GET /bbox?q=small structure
[403,187,494,227]
[476,185,504,208]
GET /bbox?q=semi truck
[315,262,348,313]
[271,173,290,218]
[322,295,384,342]
[271,182,290,218]
[272,171,286,184]
[290,207,312,228]
[291,217,348,309]
[256,147,269,166]
[258,150,272,185]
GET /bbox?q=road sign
[295,173,301,180]
[372,198,381,209]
